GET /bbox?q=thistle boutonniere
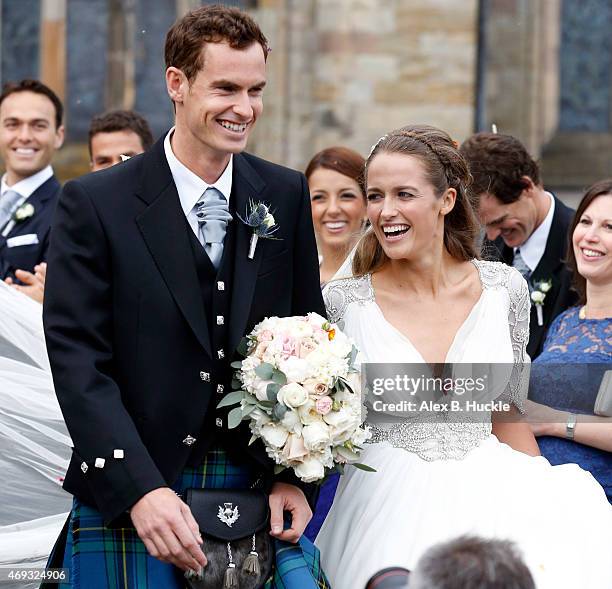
[13,202,35,223]
[530,279,552,326]
[238,200,280,259]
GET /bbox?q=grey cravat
[0,189,23,230]
[195,187,232,269]
[512,248,531,284]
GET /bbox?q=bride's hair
[353,124,480,276]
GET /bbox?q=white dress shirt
[514,191,555,272]
[0,165,54,206]
[163,129,233,240]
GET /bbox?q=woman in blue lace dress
[527,179,612,502]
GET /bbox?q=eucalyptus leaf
[266,382,281,401]
[273,403,288,421]
[255,363,274,379]
[259,400,275,409]
[272,370,287,385]
[230,361,243,369]
[242,404,256,418]
[273,464,286,475]
[349,345,358,365]
[216,391,244,409]
[237,337,250,357]
[227,407,244,429]
[352,463,377,473]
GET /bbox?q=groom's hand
[130,487,207,572]
[269,482,312,543]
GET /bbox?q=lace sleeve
[501,268,531,411]
[322,275,373,329]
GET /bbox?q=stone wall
[250,0,478,171]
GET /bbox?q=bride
[315,125,612,588]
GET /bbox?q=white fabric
[0,281,72,568]
[316,260,612,589]
[163,128,233,239]
[514,191,555,272]
[6,233,39,248]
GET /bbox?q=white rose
[531,291,545,304]
[281,410,303,435]
[253,380,274,402]
[260,423,289,448]
[298,399,322,425]
[277,382,309,409]
[324,407,360,444]
[14,203,35,221]
[279,356,311,383]
[302,421,331,452]
[294,455,325,483]
[264,212,275,227]
[539,281,552,293]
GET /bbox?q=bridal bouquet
[217,313,372,482]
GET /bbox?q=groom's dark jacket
[43,136,325,526]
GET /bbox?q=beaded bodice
[323,260,531,461]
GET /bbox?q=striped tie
[194,187,232,269]
[512,248,531,285]
[0,189,22,230]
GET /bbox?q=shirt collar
[163,128,233,217]
[1,165,53,199]
[515,191,555,271]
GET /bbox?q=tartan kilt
[50,447,330,589]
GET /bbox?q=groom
[43,4,324,582]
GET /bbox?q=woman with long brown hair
[306,146,367,285]
[315,125,612,589]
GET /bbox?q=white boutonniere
[530,279,552,326]
[13,202,35,223]
[238,200,280,259]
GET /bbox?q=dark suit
[484,195,577,359]
[0,175,60,280]
[43,137,325,526]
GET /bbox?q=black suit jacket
[0,175,60,280]
[43,137,325,526]
[484,195,577,359]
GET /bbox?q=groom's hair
[409,535,535,589]
[165,5,269,85]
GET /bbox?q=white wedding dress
[316,260,612,589]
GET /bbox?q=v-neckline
[367,260,486,364]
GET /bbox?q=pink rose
[254,342,269,359]
[281,434,309,462]
[298,339,317,359]
[259,330,273,342]
[281,336,298,359]
[315,396,333,416]
[314,383,329,396]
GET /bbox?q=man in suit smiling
[43,5,326,588]
[460,132,576,359]
[0,79,63,286]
